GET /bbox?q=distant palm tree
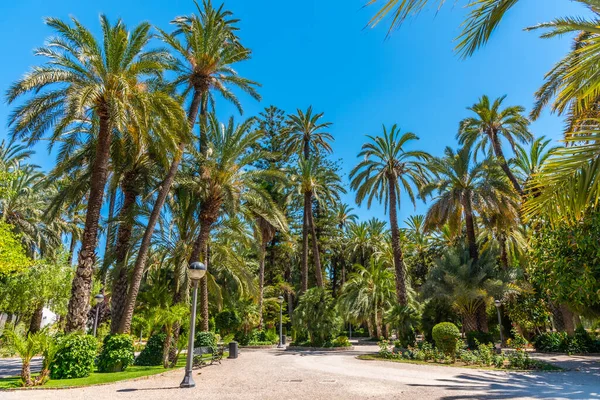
[294,157,345,291]
[422,146,518,261]
[458,95,532,195]
[285,107,333,159]
[120,0,260,334]
[7,16,181,332]
[350,126,430,305]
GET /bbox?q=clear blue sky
[0,0,587,226]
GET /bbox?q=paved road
[0,357,41,379]
[1,345,599,399]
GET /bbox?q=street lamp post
[92,293,104,337]
[277,296,284,348]
[494,299,504,347]
[180,261,207,389]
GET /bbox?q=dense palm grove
[1,0,600,387]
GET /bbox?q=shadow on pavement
[116,386,180,392]
[407,371,600,399]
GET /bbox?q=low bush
[195,331,217,351]
[215,310,241,337]
[533,328,600,354]
[432,322,460,357]
[465,331,494,349]
[50,334,97,379]
[97,334,135,373]
[330,336,351,347]
[135,333,166,366]
[506,329,528,350]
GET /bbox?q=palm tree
[119,0,260,334]
[350,126,430,305]
[513,136,557,186]
[338,259,396,339]
[7,16,181,332]
[423,246,512,333]
[153,304,189,368]
[183,114,281,331]
[458,95,532,195]
[285,107,333,159]
[366,0,520,57]
[422,146,518,262]
[294,157,345,291]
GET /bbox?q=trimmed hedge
[97,334,135,372]
[135,333,166,366]
[50,334,97,379]
[432,322,460,356]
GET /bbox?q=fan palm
[422,146,518,262]
[458,95,532,195]
[119,0,260,334]
[294,157,345,291]
[7,15,182,332]
[350,125,430,305]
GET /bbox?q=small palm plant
[154,304,189,368]
[2,326,55,386]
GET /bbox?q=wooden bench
[192,345,224,368]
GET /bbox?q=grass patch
[0,352,228,390]
[356,354,562,372]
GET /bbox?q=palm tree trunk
[499,234,509,270]
[476,303,489,333]
[21,358,32,387]
[162,329,172,368]
[110,178,138,334]
[117,89,204,334]
[463,312,478,336]
[66,112,112,333]
[28,303,44,334]
[307,195,324,288]
[301,192,310,292]
[491,133,523,195]
[257,237,267,328]
[462,195,479,262]
[387,177,407,305]
[331,255,338,297]
[101,184,117,289]
[200,246,210,332]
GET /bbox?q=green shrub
[507,348,532,369]
[50,334,97,379]
[135,334,166,366]
[432,322,460,356]
[97,334,134,373]
[474,340,494,366]
[507,329,528,350]
[215,310,241,336]
[466,331,494,349]
[533,332,563,352]
[293,288,341,347]
[331,336,351,347]
[195,331,217,351]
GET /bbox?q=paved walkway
[1,344,599,399]
[0,357,41,379]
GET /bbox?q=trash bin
[282,335,286,345]
[228,341,238,359]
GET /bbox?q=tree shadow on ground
[408,371,600,399]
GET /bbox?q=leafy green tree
[458,95,532,195]
[0,222,30,275]
[350,126,430,305]
[7,15,181,332]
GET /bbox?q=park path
[1,344,599,399]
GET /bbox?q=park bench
[192,345,224,368]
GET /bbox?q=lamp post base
[180,373,196,388]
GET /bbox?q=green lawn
[356,354,562,372]
[0,353,227,390]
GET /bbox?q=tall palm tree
[350,126,430,305]
[183,114,282,331]
[458,95,532,195]
[294,157,345,291]
[422,146,518,261]
[119,1,260,334]
[284,107,333,159]
[7,16,181,332]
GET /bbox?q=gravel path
[2,345,600,399]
